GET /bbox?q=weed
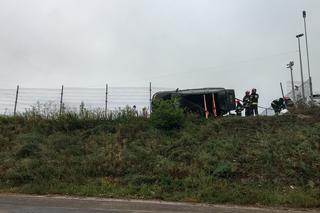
[0,105,320,207]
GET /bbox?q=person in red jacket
[235,99,244,116]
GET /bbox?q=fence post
[59,85,64,116]
[14,85,19,116]
[105,83,108,117]
[149,82,152,114]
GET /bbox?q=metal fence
[0,84,171,116]
[260,107,275,116]
[286,79,311,102]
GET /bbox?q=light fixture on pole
[296,33,305,102]
[302,10,313,102]
[286,61,296,102]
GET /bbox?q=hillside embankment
[0,106,319,208]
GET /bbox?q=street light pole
[302,10,313,102]
[287,61,296,102]
[296,33,305,102]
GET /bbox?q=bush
[16,143,41,159]
[149,99,185,130]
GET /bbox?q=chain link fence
[286,79,311,102]
[0,85,171,116]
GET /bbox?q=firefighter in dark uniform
[243,91,252,116]
[250,88,259,116]
[235,99,244,116]
[271,98,286,115]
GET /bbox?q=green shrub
[16,143,41,159]
[149,99,185,130]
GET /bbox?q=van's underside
[153,88,236,117]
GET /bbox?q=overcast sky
[0,0,319,108]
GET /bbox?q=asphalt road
[0,194,318,213]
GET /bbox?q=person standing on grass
[235,99,244,116]
[250,88,259,116]
[243,91,252,116]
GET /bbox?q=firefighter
[284,96,294,108]
[250,88,259,116]
[243,91,252,116]
[271,98,286,115]
[235,99,244,116]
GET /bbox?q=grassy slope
[0,109,319,208]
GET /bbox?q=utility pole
[59,85,64,116]
[280,82,287,108]
[302,10,313,102]
[280,82,285,99]
[14,85,19,116]
[296,33,305,102]
[149,82,152,114]
[105,83,108,117]
[286,61,296,102]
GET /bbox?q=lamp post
[296,33,305,102]
[302,10,313,102]
[286,61,296,102]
